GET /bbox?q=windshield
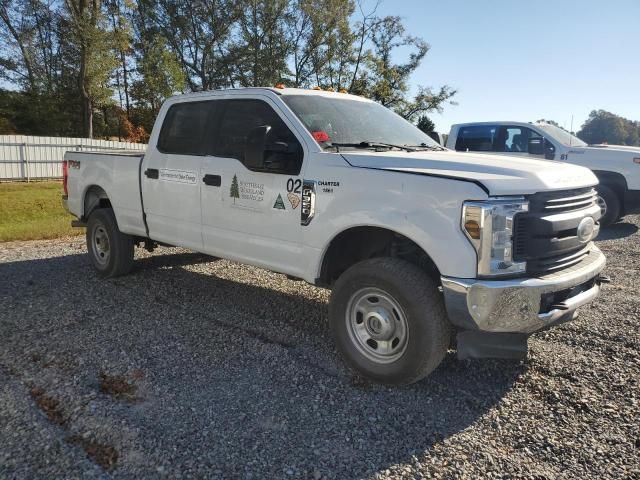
[282,95,442,149]
[537,124,587,147]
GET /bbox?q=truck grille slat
[540,188,598,213]
[514,188,599,276]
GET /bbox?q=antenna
[570,115,574,146]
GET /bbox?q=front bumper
[441,244,606,334]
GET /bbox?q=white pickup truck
[446,121,640,225]
[63,87,608,385]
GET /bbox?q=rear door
[141,100,215,250]
[200,97,306,275]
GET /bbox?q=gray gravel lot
[1,216,639,479]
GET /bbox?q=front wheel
[86,208,134,278]
[596,185,620,227]
[329,258,451,385]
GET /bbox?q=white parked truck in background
[63,88,608,385]
[446,121,640,226]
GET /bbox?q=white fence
[0,135,147,181]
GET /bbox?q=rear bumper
[623,189,640,214]
[441,244,606,334]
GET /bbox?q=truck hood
[584,144,640,154]
[342,150,597,196]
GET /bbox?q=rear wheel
[596,185,620,227]
[86,208,134,278]
[329,257,451,385]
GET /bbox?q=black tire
[86,208,134,278]
[596,184,621,227]
[329,257,451,385]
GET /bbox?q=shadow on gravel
[597,220,638,240]
[0,251,524,479]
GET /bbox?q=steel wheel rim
[597,195,607,217]
[345,287,409,364]
[92,223,110,266]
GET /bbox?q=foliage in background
[416,115,435,134]
[578,110,640,146]
[0,0,456,140]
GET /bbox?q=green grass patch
[0,181,83,242]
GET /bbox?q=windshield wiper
[404,143,446,151]
[327,141,416,152]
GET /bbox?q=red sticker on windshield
[312,131,330,143]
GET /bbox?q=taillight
[63,160,69,196]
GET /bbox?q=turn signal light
[464,220,481,239]
[312,86,322,90]
[274,83,285,89]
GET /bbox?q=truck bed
[64,150,148,238]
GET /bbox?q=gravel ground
[0,215,638,479]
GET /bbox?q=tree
[0,0,457,139]
[65,0,118,138]
[536,119,562,127]
[142,0,239,91]
[416,115,435,134]
[230,174,240,203]
[578,110,639,146]
[234,0,292,87]
[356,15,456,121]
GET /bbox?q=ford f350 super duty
[63,87,608,385]
[446,121,640,226]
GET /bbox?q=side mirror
[244,125,271,168]
[528,137,545,155]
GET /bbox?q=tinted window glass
[213,99,302,174]
[455,125,497,151]
[158,101,213,155]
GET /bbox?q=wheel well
[318,227,440,287]
[83,186,112,220]
[593,170,627,198]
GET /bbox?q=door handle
[144,168,159,179]
[203,174,221,187]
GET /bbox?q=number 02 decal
[287,178,301,194]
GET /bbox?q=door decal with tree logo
[230,174,240,204]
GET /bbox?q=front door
[200,97,307,276]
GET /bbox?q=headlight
[462,198,529,277]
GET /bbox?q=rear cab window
[455,125,497,151]
[157,101,214,156]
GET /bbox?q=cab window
[455,125,497,151]
[494,126,542,153]
[495,126,556,158]
[157,101,213,156]
[212,99,303,175]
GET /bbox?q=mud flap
[457,331,529,360]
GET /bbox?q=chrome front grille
[542,188,598,213]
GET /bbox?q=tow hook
[596,274,611,285]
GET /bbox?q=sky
[361,0,640,134]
